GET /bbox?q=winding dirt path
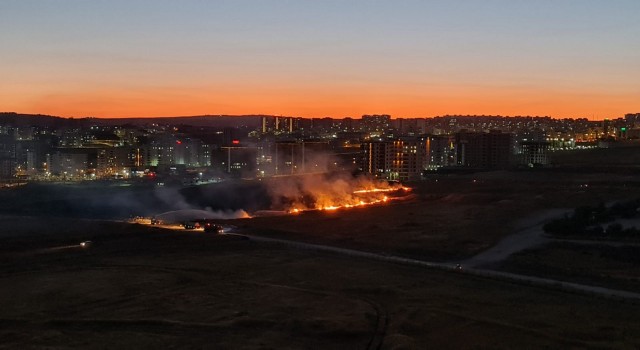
[461,208,570,268]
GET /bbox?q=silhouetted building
[311,118,335,133]
[625,113,640,127]
[455,130,513,169]
[292,117,313,133]
[96,147,137,177]
[261,116,294,134]
[48,148,97,178]
[387,137,425,181]
[519,141,549,167]
[361,141,388,178]
[395,118,422,135]
[361,137,425,181]
[425,135,455,170]
[15,140,50,176]
[362,115,391,132]
[0,135,16,179]
[212,145,257,178]
[268,140,332,175]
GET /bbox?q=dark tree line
[543,199,640,238]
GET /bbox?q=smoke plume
[265,172,400,211]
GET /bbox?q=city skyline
[2,0,639,120]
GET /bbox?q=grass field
[4,146,640,348]
[227,170,640,262]
[548,143,640,169]
[498,241,640,293]
[1,218,640,349]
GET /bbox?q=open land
[3,146,640,348]
[498,241,640,293]
[227,168,640,262]
[2,218,640,349]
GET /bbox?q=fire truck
[203,221,224,233]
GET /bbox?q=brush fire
[142,174,411,227]
[266,174,411,214]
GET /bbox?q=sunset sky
[1,0,639,120]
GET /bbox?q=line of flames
[289,186,411,214]
[352,186,411,194]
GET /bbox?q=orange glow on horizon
[3,84,637,121]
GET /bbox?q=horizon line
[3,111,634,122]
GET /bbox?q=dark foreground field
[499,241,640,293]
[1,217,640,349]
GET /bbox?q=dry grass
[227,172,640,261]
[3,146,640,348]
[1,218,640,348]
[499,241,640,293]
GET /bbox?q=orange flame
[288,184,410,214]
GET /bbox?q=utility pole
[301,141,305,173]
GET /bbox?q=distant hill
[0,112,76,127]
[93,115,264,128]
[0,113,268,128]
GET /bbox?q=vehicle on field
[203,221,224,233]
[183,221,198,229]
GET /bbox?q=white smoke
[265,172,398,211]
[154,208,250,223]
